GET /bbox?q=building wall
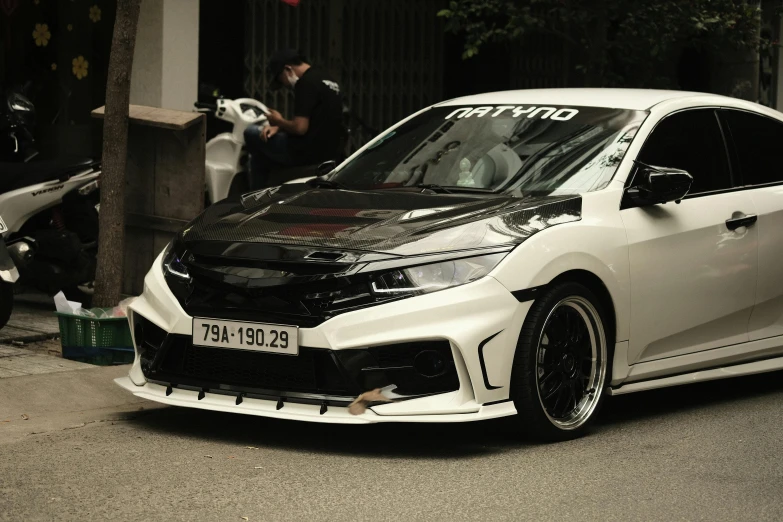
[244,0,445,152]
[0,0,116,156]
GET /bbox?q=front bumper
[119,253,531,422]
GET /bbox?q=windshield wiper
[416,183,453,194]
[306,177,349,190]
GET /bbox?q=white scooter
[0,214,19,329]
[195,98,270,204]
[0,161,101,300]
[0,89,101,300]
[0,162,100,236]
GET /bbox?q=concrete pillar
[130,0,199,111]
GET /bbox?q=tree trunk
[93,0,142,308]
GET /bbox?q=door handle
[726,214,757,231]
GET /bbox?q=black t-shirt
[289,67,343,163]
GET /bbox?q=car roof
[437,88,742,111]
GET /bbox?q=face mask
[285,70,299,89]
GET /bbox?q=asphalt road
[1,369,782,521]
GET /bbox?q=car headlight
[369,253,506,296]
[162,240,191,282]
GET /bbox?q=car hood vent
[304,251,345,261]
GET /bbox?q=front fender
[0,238,19,283]
[490,189,630,342]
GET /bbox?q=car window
[721,109,783,186]
[636,109,732,194]
[331,105,648,196]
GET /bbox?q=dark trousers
[243,126,304,189]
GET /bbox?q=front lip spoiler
[149,378,356,407]
[115,377,519,424]
[147,379,441,409]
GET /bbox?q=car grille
[164,258,403,328]
[152,335,356,396]
[183,345,318,391]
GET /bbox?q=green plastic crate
[56,311,134,366]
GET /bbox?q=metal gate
[245,0,445,152]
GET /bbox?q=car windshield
[331,104,648,196]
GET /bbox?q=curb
[4,333,60,344]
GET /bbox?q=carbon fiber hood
[181,185,582,258]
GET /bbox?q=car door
[620,108,758,365]
[720,108,783,342]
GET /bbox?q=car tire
[510,281,612,442]
[0,282,14,330]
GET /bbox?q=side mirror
[626,164,693,206]
[317,160,337,176]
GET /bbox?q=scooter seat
[0,156,98,194]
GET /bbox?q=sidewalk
[0,293,91,379]
[0,346,92,378]
[0,296,148,444]
[0,293,61,344]
[0,363,151,444]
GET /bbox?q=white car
[116,88,783,441]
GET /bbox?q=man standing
[244,49,344,188]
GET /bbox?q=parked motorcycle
[0,214,18,329]
[195,97,270,204]
[0,88,100,302]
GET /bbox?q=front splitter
[115,377,517,424]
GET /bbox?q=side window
[722,109,783,186]
[637,109,732,194]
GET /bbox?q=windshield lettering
[444,107,472,119]
[552,108,580,121]
[445,105,581,121]
[465,106,495,118]
[493,106,515,117]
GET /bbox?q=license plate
[0,216,7,234]
[192,318,298,355]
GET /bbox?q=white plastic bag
[54,292,136,318]
[116,296,137,317]
[76,307,98,318]
[53,291,82,315]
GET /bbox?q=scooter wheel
[0,282,14,330]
